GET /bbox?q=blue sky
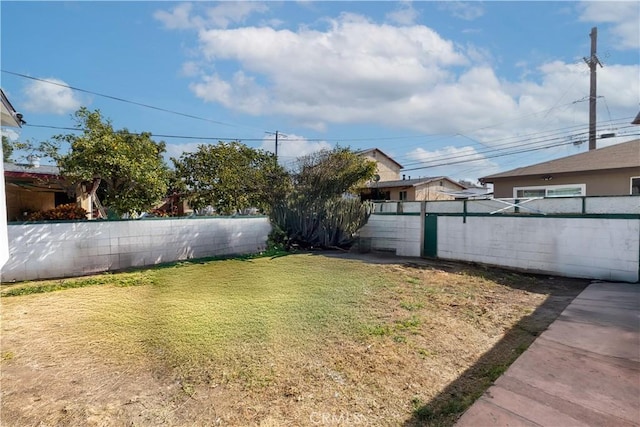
[1,1,639,183]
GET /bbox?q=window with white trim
[631,177,640,195]
[513,184,585,198]
[399,190,408,201]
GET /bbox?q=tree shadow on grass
[316,249,590,426]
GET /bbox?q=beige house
[362,176,466,201]
[358,147,468,201]
[358,148,402,182]
[480,139,640,198]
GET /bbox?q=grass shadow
[314,249,590,426]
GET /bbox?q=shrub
[26,203,88,221]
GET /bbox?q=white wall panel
[1,217,271,282]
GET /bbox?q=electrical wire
[401,130,638,172]
[1,69,261,131]
[8,68,635,169]
[392,115,634,164]
[398,119,635,169]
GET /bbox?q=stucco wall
[414,181,460,201]
[362,152,401,182]
[491,168,640,198]
[1,216,271,282]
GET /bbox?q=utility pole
[584,27,602,151]
[265,130,287,163]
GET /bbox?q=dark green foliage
[269,147,376,249]
[171,142,289,215]
[270,197,373,248]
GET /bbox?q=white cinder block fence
[360,197,640,283]
[2,197,639,283]
[1,216,271,282]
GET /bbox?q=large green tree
[172,141,288,215]
[270,147,377,249]
[44,107,170,216]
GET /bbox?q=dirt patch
[1,254,588,426]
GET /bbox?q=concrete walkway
[456,281,640,427]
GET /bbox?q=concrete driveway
[456,281,640,426]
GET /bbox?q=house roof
[1,88,24,128]
[357,148,403,169]
[366,176,465,189]
[480,139,640,183]
[4,162,61,179]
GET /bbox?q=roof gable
[1,88,24,128]
[358,148,403,169]
[481,139,640,182]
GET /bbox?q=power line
[391,115,633,164]
[25,123,264,141]
[8,69,610,149]
[400,135,616,173]
[399,123,636,172]
[1,69,259,130]
[25,116,634,165]
[398,119,634,169]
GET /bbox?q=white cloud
[22,78,82,115]
[405,145,501,180]
[189,71,268,115]
[178,10,638,140]
[180,61,202,77]
[190,14,467,129]
[153,3,202,30]
[386,1,419,26]
[154,1,268,30]
[205,2,268,29]
[578,2,640,49]
[439,2,485,21]
[1,128,20,142]
[155,5,639,179]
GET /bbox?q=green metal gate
[423,214,437,258]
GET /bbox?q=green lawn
[0,253,588,426]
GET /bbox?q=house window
[515,188,546,198]
[631,177,640,195]
[514,184,585,198]
[399,191,408,201]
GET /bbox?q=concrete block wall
[1,217,271,282]
[437,216,639,282]
[359,215,398,252]
[360,214,421,256]
[395,215,421,257]
[586,196,640,214]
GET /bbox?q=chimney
[402,174,406,180]
[27,155,40,168]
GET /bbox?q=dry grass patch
[0,253,588,426]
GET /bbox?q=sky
[1,1,639,184]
